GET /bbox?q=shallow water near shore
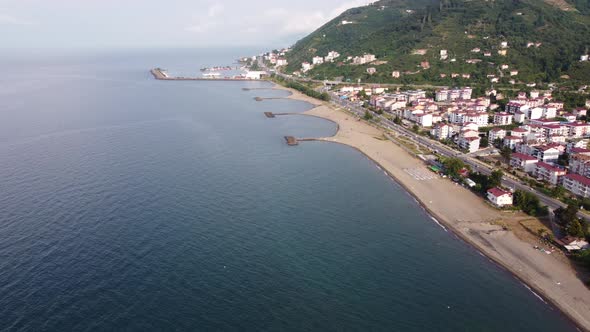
[0,49,579,331]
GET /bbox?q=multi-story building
[494,112,513,125]
[533,162,566,185]
[510,153,539,172]
[489,128,507,142]
[503,136,523,149]
[569,154,590,178]
[567,122,590,138]
[431,123,453,140]
[563,174,590,198]
[458,136,480,153]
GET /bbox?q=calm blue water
[0,49,578,331]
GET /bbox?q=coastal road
[261,59,587,221]
[329,94,589,221]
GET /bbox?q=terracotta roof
[512,152,537,161]
[571,148,590,154]
[536,162,565,173]
[564,173,590,187]
[487,187,512,197]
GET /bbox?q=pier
[284,136,298,146]
[264,112,297,118]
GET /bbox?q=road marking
[404,168,438,181]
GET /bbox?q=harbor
[150,68,268,81]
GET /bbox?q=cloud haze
[0,0,371,50]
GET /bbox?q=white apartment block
[563,174,590,198]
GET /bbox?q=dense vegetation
[555,203,590,237]
[513,190,549,217]
[272,75,330,101]
[286,0,590,85]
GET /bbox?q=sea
[0,48,579,331]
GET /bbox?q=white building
[325,51,340,62]
[431,123,453,140]
[301,62,312,72]
[510,153,539,172]
[489,128,507,142]
[533,162,566,185]
[569,154,590,177]
[245,71,268,79]
[487,187,513,207]
[276,58,288,67]
[312,56,324,65]
[458,136,480,153]
[563,174,590,198]
[503,136,522,149]
[494,112,513,125]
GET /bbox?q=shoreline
[268,82,590,332]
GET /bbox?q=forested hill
[284,0,590,85]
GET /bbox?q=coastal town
[242,46,590,272]
[148,32,590,332]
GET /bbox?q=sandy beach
[270,84,590,331]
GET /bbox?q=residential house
[573,108,587,119]
[367,67,377,75]
[487,188,513,207]
[312,56,324,65]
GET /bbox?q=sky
[0,0,371,50]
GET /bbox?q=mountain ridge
[284,0,590,85]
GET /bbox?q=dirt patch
[544,0,576,11]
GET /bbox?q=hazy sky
[0,0,370,50]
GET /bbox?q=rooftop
[487,187,512,197]
[512,152,537,161]
[564,173,590,187]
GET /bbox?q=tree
[358,89,367,100]
[554,203,579,227]
[500,146,512,163]
[412,124,420,133]
[566,219,585,237]
[480,137,489,148]
[442,157,466,178]
[489,170,504,188]
[550,186,566,198]
[363,110,373,120]
[493,138,502,148]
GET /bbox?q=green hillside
[285,0,590,86]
